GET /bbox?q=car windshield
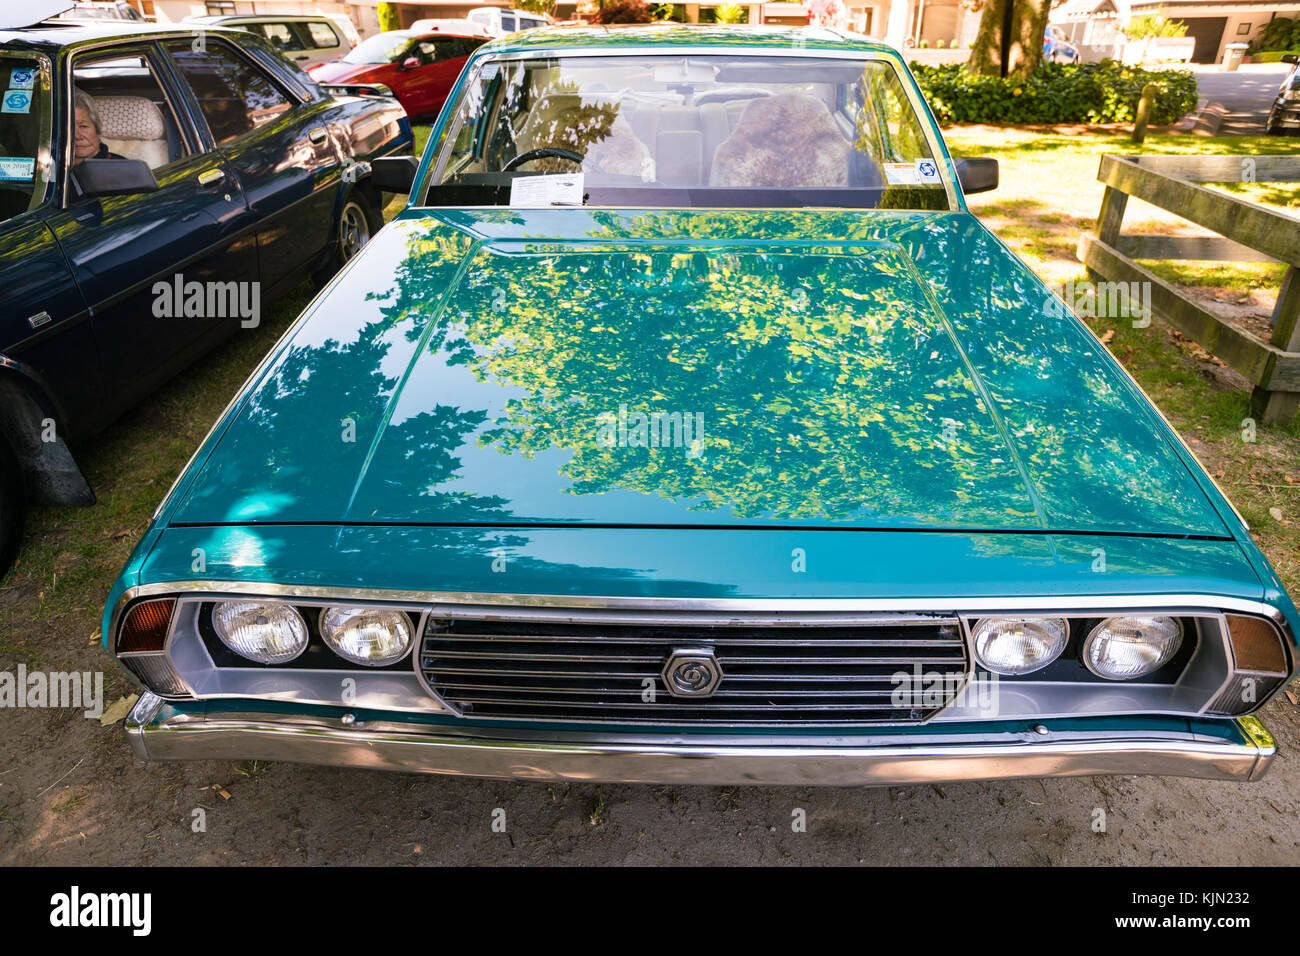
[0,53,53,224]
[426,53,953,210]
[342,32,413,65]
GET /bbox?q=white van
[466,7,551,37]
[409,17,493,39]
[183,14,355,71]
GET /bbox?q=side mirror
[71,157,159,198]
[370,155,418,193]
[1282,53,1299,64]
[400,56,420,70]
[954,157,998,195]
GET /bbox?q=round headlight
[1083,616,1182,680]
[972,616,1069,676]
[319,606,412,666]
[212,601,308,664]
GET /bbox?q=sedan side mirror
[370,155,418,194]
[71,157,159,198]
[400,56,420,70]
[1281,53,1298,64]
[954,157,998,195]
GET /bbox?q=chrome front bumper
[124,696,1277,786]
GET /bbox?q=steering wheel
[502,147,585,172]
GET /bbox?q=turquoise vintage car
[103,25,1295,786]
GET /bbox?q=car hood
[307,61,383,83]
[169,208,1230,537]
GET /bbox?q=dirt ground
[2,692,1297,865]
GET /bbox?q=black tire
[0,433,25,580]
[1265,103,1283,135]
[315,184,382,286]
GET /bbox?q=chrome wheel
[338,200,371,261]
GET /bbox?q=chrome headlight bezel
[970,615,1070,676]
[317,605,414,667]
[1082,615,1184,681]
[211,600,310,665]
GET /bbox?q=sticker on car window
[8,67,36,90]
[0,157,34,181]
[915,159,940,183]
[509,172,584,207]
[883,162,920,185]
[2,89,31,113]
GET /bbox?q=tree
[516,0,558,16]
[966,0,1053,79]
[1120,13,1188,40]
[377,2,401,32]
[591,0,653,23]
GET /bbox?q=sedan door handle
[198,168,225,188]
[308,126,328,144]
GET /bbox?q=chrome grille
[417,608,969,725]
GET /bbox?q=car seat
[94,95,170,170]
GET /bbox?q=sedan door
[406,37,486,118]
[164,37,339,294]
[44,42,259,406]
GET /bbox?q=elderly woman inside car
[72,91,123,166]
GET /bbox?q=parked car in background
[323,12,364,48]
[1265,53,1300,134]
[1044,25,1079,63]
[54,1,144,21]
[466,7,551,36]
[309,29,488,121]
[108,26,1295,790]
[410,17,493,39]
[185,14,356,71]
[0,13,411,575]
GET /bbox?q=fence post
[1132,84,1156,145]
[1089,173,1129,282]
[1253,265,1300,422]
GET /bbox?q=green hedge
[910,60,1199,126]
[1250,50,1300,63]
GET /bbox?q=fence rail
[1077,153,1300,423]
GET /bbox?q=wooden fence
[1077,154,1300,423]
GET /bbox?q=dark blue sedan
[0,13,411,572]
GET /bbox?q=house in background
[1053,0,1300,64]
[118,0,981,47]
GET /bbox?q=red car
[308,29,487,121]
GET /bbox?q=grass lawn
[1,122,1298,678]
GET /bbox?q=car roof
[477,23,896,56]
[0,19,222,51]
[187,14,336,24]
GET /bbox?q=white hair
[73,90,101,132]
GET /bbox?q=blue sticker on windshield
[0,158,34,181]
[2,89,32,113]
[916,159,940,183]
[9,67,36,90]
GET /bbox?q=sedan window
[69,49,191,172]
[166,41,293,145]
[342,32,414,65]
[428,54,953,211]
[305,21,341,49]
[254,22,306,53]
[0,53,52,224]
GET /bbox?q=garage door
[1180,17,1227,63]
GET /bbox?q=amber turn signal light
[117,598,176,653]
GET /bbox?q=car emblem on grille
[661,648,723,698]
